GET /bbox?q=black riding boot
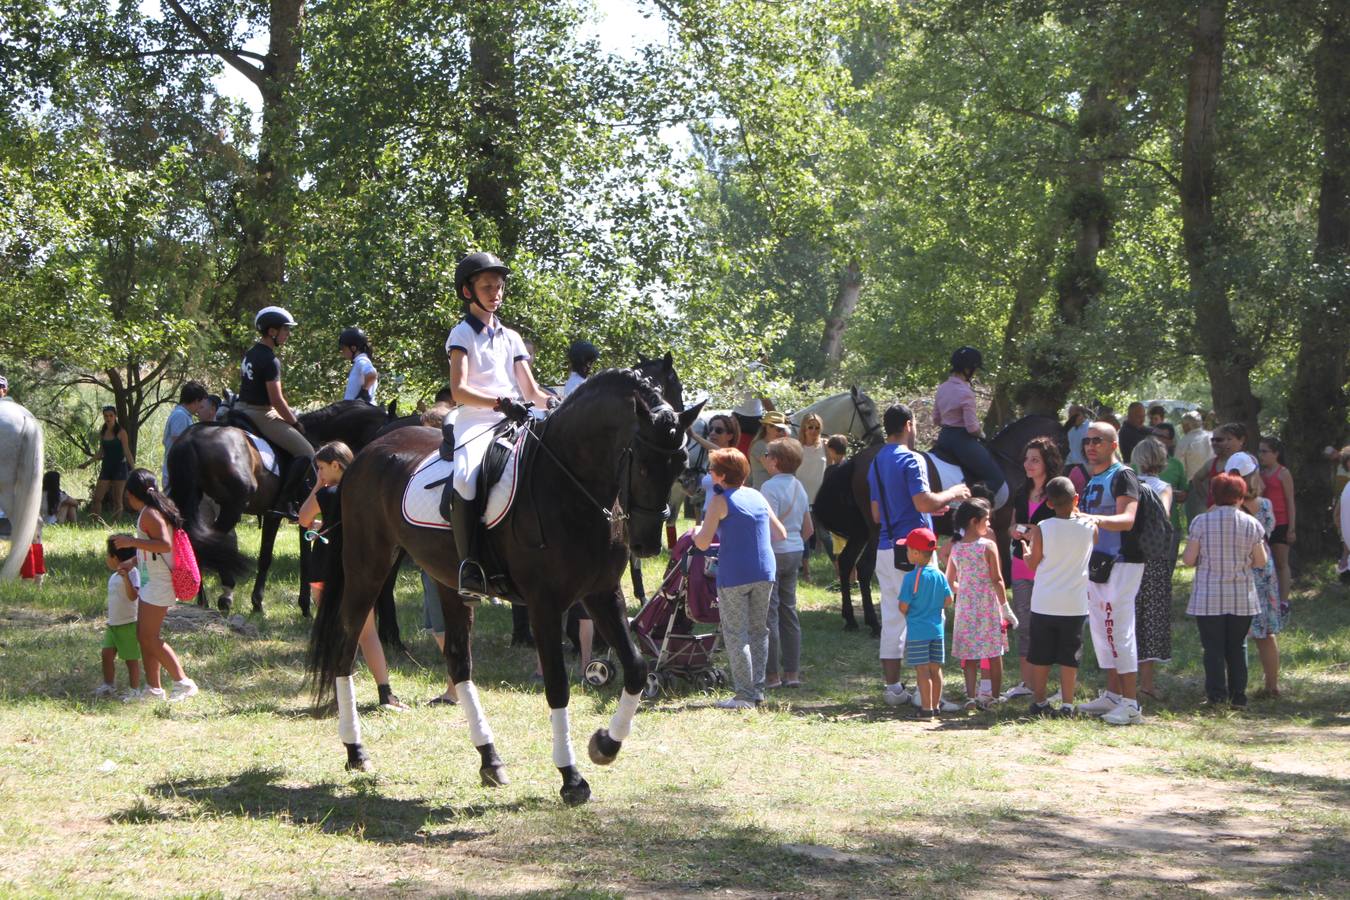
[450,490,487,595]
[277,457,312,520]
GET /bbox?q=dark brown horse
[308,368,703,805]
[166,400,396,615]
[831,414,1066,632]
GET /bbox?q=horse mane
[562,368,668,417]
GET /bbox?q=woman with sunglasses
[795,413,828,580]
[689,414,741,522]
[1202,423,1248,509]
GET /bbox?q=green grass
[1,521,1349,897]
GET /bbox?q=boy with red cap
[896,527,953,719]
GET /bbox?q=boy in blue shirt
[897,527,953,719]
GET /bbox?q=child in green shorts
[95,536,142,698]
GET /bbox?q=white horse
[0,399,44,580]
[788,386,884,445]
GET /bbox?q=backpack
[171,528,202,601]
[1132,482,1174,561]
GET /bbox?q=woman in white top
[113,469,197,702]
[794,413,828,580]
[562,340,599,399]
[339,327,378,403]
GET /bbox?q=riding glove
[494,396,531,424]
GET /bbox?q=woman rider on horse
[444,252,555,595]
[338,327,378,404]
[933,346,1007,508]
[236,306,315,516]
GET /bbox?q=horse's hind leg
[437,583,508,789]
[530,598,590,806]
[838,537,864,631]
[585,588,646,770]
[859,535,880,636]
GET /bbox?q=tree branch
[1099,153,1182,189]
[163,0,264,89]
[94,46,267,64]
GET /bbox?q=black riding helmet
[950,346,983,373]
[255,305,297,334]
[567,339,599,371]
[337,326,369,350]
[454,252,510,311]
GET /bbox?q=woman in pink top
[1257,437,1295,606]
[933,346,1006,503]
[1003,436,1062,699]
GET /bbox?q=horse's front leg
[584,588,646,769]
[530,598,589,806]
[859,535,880,636]
[439,584,508,788]
[251,513,282,613]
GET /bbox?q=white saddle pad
[402,440,523,531]
[247,433,280,476]
[926,453,965,496]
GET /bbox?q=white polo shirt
[445,314,530,399]
[343,352,378,403]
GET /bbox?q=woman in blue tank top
[695,448,786,709]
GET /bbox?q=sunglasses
[1083,436,1109,446]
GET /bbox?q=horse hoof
[843,620,859,632]
[480,765,510,788]
[560,776,591,806]
[588,728,622,766]
[252,600,264,614]
[344,743,372,772]
[217,597,232,614]
[299,604,312,619]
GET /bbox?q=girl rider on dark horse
[443,252,557,597]
[236,306,315,517]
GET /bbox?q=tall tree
[1286,0,1350,554]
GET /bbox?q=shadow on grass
[136,765,545,843]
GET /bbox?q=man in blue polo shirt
[868,403,970,706]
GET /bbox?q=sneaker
[93,683,117,698]
[127,686,166,703]
[714,697,755,710]
[1077,692,1121,715]
[1055,704,1076,718]
[1003,682,1033,699]
[1046,689,1063,704]
[1028,700,1054,717]
[963,698,979,710]
[938,699,961,713]
[882,685,911,707]
[1102,702,1143,726]
[168,679,198,702]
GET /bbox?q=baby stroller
[626,530,725,698]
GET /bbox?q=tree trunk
[466,6,520,251]
[819,259,861,381]
[987,218,1063,428]
[1180,0,1261,446]
[1286,3,1350,556]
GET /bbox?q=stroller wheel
[694,670,718,692]
[643,672,663,700]
[584,658,615,688]
[713,668,728,687]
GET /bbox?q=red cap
[897,527,937,553]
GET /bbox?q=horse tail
[168,436,248,581]
[307,483,348,706]
[1,411,43,581]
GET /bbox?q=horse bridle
[849,392,884,443]
[524,401,685,532]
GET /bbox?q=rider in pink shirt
[933,347,1007,506]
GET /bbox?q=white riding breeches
[452,407,506,501]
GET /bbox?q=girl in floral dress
[946,498,1010,708]
[1241,470,1283,699]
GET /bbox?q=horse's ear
[386,399,397,417]
[637,353,650,365]
[677,399,707,432]
[662,351,673,369]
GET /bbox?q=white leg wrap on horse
[456,680,494,747]
[607,690,641,742]
[550,707,576,768]
[336,676,361,745]
[994,482,1010,510]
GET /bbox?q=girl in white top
[339,327,378,403]
[113,469,197,702]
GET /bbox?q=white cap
[1225,451,1259,477]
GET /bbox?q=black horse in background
[167,400,399,616]
[309,368,703,805]
[820,414,1066,633]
